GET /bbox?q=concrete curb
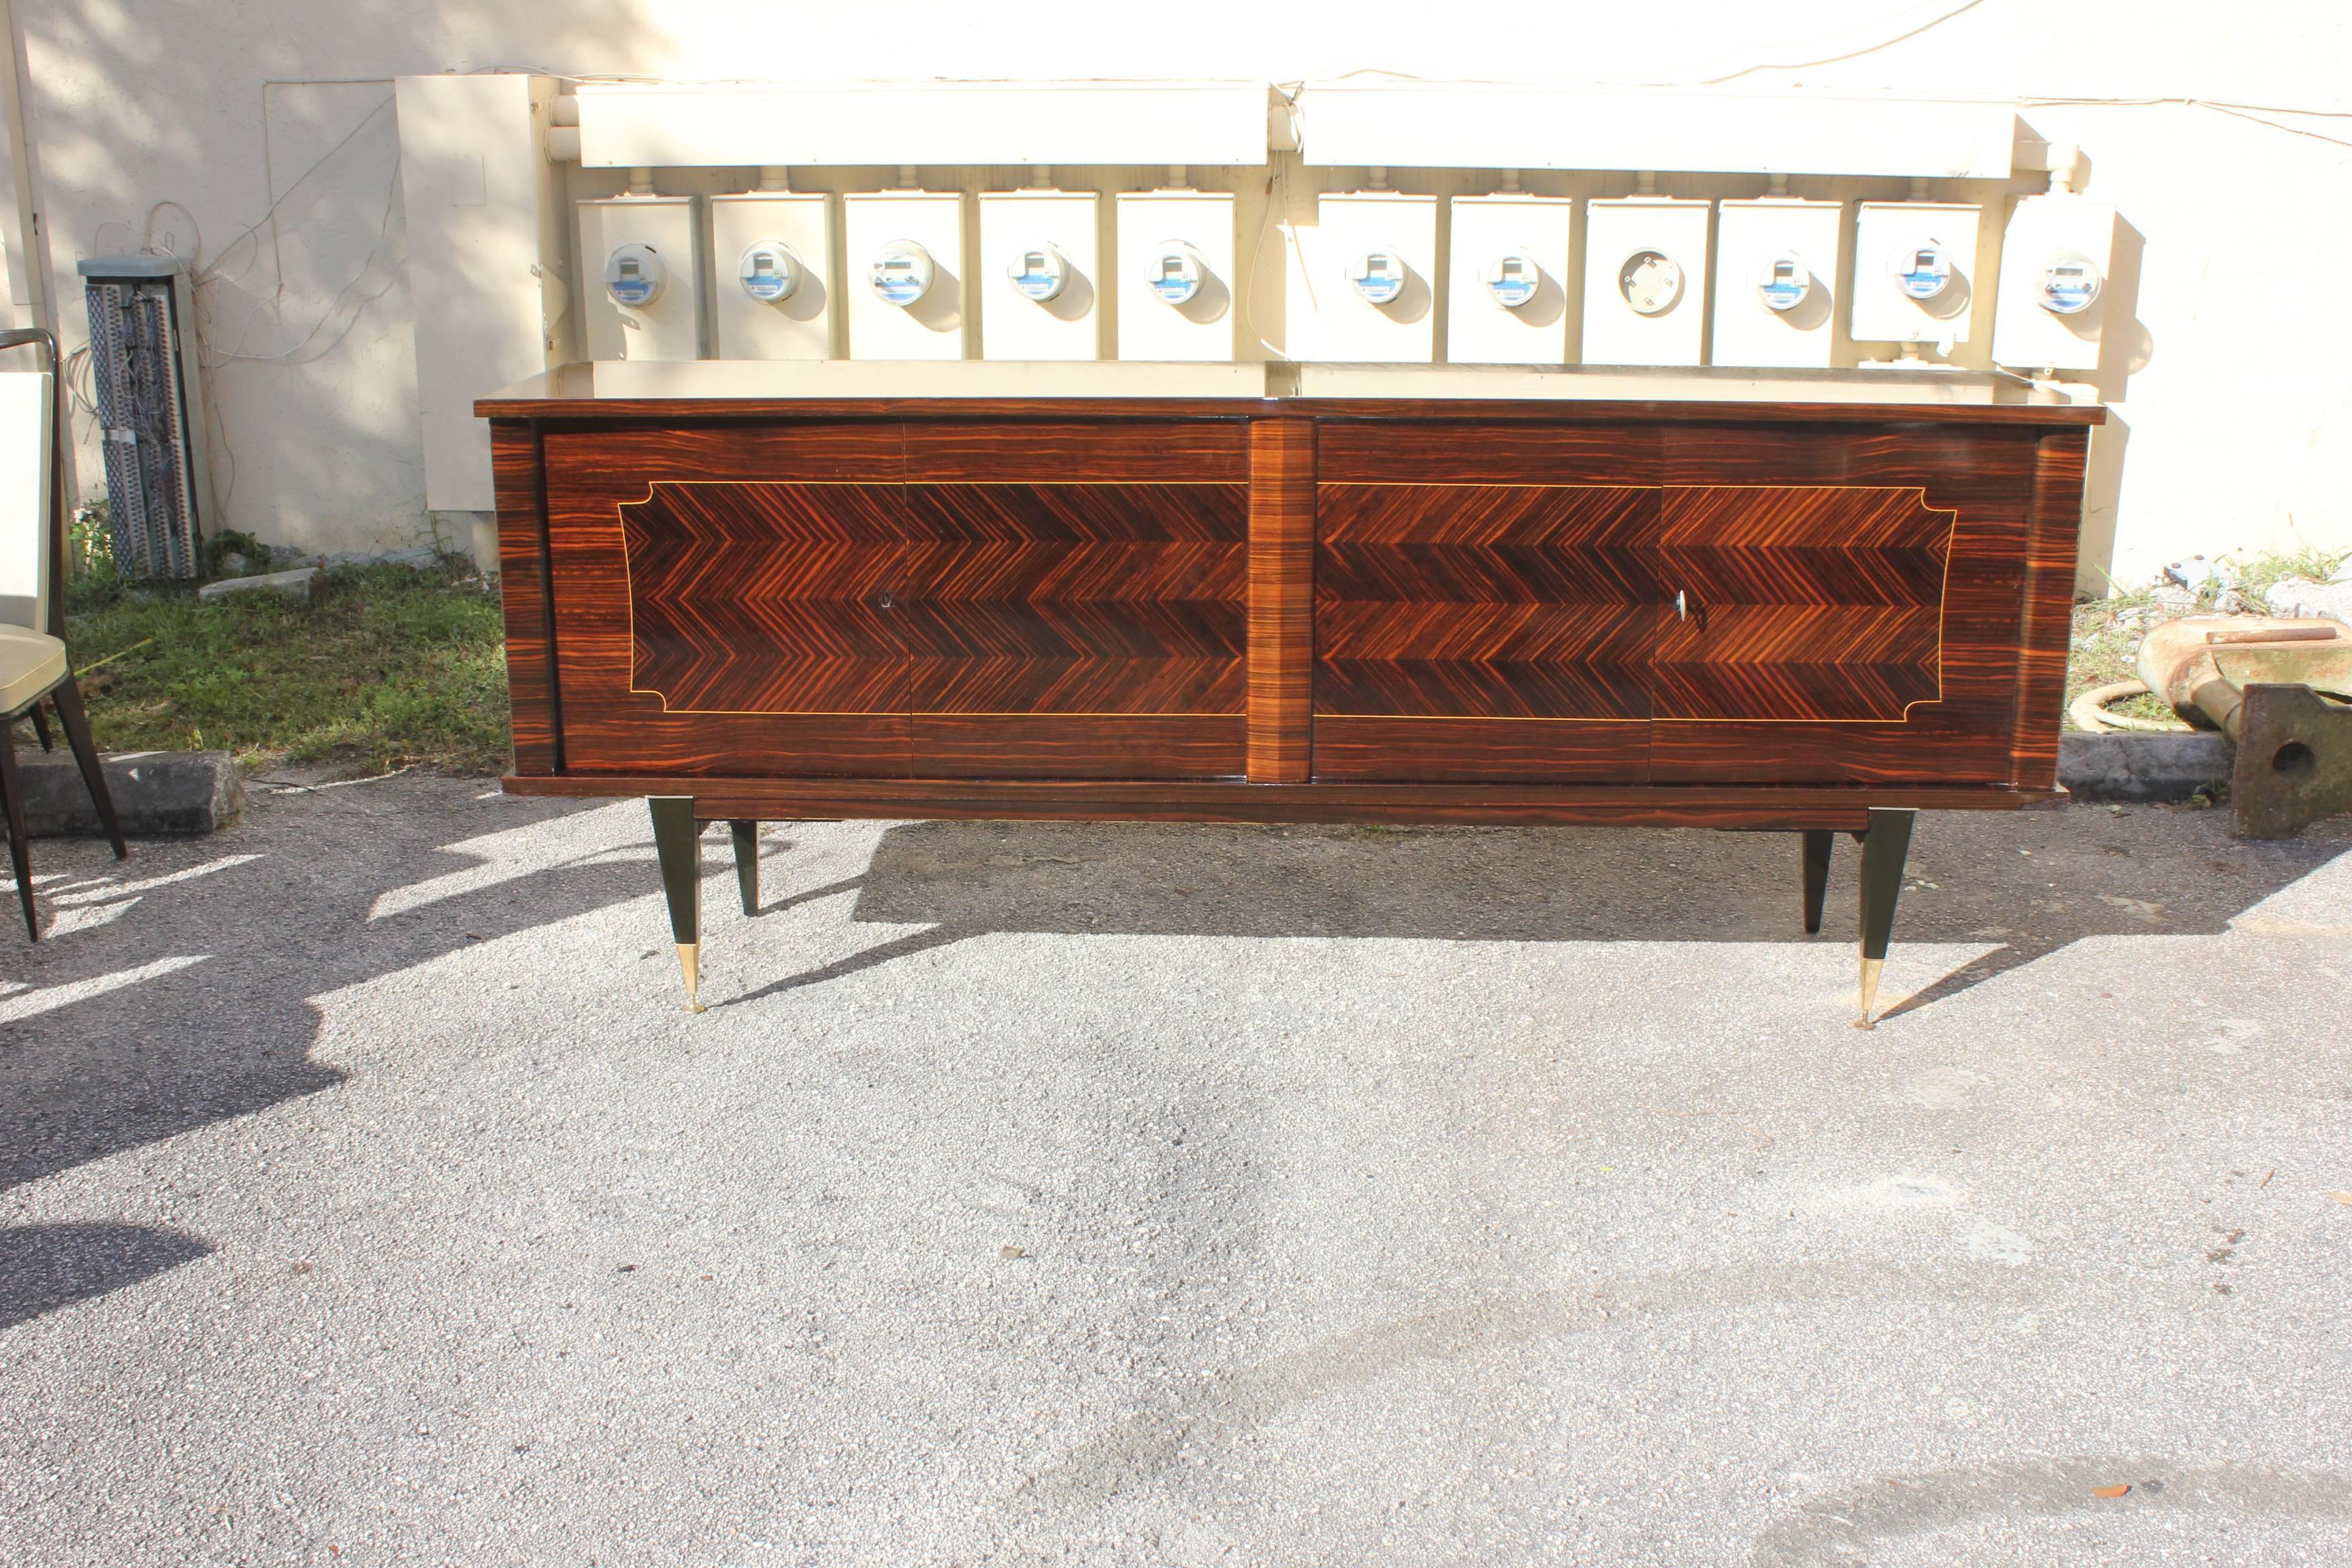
[2058,730,2232,803]
[14,749,245,836]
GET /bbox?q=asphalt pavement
[3,775,2349,1565]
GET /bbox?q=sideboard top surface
[476,366,2106,429]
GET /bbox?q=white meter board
[1447,193,1572,365]
[843,191,964,361]
[710,192,832,361]
[1115,189,1237,362]
[1582,197,1709,367]
[1308,191,1438,363]
[978,191,1098,361]
[1712,196,1842,368]
[578,195,703,363]
[1850,201,1981,348]
[1991,195,2119,372]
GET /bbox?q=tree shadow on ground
[0,779,678,1323]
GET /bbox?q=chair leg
[1855,807,1917,1028]
[0,736,37,940]
[649,796,703,1012]
[27,702,51,751]
[1800,829,1834,935]
[48,675,125,860]
[729,820,760,916]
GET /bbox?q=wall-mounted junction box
[709,192,834,361]
[1115,190,1237,361]
[1582,196,1710,368]
[1992,195,2118,372]
[578,194,703,362]
[843,190,966,360]
[1712,196,1843,369]
[1305,191,1438,363]
[1850,200,1981,348]
[1446,193,1573,365]
[978,190,1100,361]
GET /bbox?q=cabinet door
[1646,423,2036,785]
[1647,485,1953,722]
[899,422,1250,779]
[1313,475,1659,782]
[546,423,913,777]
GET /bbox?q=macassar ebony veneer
[478,385,2101,1022]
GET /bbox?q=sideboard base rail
[510,772,2051,832]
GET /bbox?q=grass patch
[63,555,510,777]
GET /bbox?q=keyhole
[875,589,896,610]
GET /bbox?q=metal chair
[0,325,126,938]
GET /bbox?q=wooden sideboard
[477,380,2102,1020]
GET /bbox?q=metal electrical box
[1712,196,1843,368]
[1305,191,1439,363]
[843,191,966,361]
[1992,195,2118,372]
[1582,197,1711,367]
[1114,189,1235,361]
[1446,193,1573,365]
[578,194,704,361]
[1850,200,1981,348]
[78,254,212,580]
[978,190,1100,361]
[709,192,834,361]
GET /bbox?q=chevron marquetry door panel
[543,423,915,777]
[898,421,1251,779]
[1647,485,1955,722]
[1309,421,1663,783]
[623,480,912,716]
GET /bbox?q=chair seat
[0,623,65,714]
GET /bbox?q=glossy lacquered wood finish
[540,418,1250,779]
[1247,419,1316,783]
[491,394,2098,814]
[490,421,559,773]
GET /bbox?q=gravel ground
[2,777,2349,1566]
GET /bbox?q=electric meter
[1618,250,1683,316]
[868,240,936,307]
[604,243,667,308]
[1346,248,1409,306]
[1004,243,1069,304]
[1756,252,1812,313]
[2036,250,2103,315]
[1143,242,1205,306]
[1482,250,1541,310]
[1891,241,1955,303]
[736,240,803,304]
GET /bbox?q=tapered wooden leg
[48,675,126,860]
[27,702,50,751]
[1801,829,1834,935]
[649,796,703,1012]
[1855,807,1916,1028]
[0,735,37,940]
[729,820,760,917]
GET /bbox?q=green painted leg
[1801,829,1834,935]
[1855,807,1916,1028]
[649,796,704,1012]
[730,820,760,917]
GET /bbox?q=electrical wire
[1705,0,1992,84]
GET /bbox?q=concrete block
[15,749,245,836]
[2058,730,2232,803]
[197,567,318,603]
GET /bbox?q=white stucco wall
[5,0,2347,585]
